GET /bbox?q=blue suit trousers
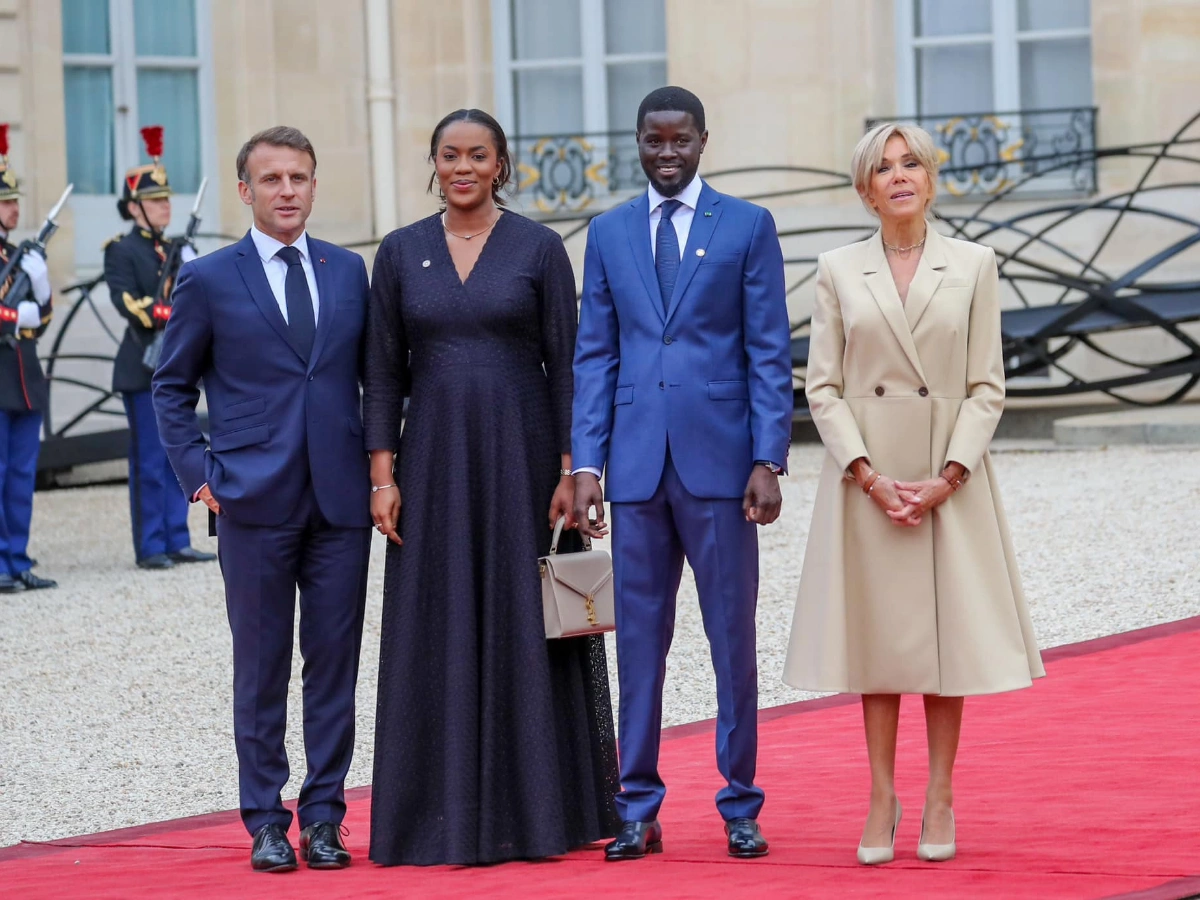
[0,409,41,577]
[124,389,191,561]
[218,482,371,835]
[610,451,764,823]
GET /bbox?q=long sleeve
[150,261,212,497]
[362,236,410,454]
[742,206,793,471]
[538,233,578,454]
[805,253,870,471]
[571,222,621,473]
[104,240,156,334]
[944,247,1005,473]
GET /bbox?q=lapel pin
[422,259,431,268]
[319,257,326,264]
[704,211,712,217]
[696,248,706,257]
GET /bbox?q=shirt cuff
[572,466,602,479]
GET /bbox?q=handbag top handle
[549,516,567,555]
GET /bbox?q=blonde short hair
[851,122,940,218]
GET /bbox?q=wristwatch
[754,460,782,475]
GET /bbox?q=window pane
[1020,38,1092,109]
[917,44,993,115]
[607,60,667,132]
[1018,0,1089,31]
[64,66,114,194]
[137,69,201,192]
[513,68,583,135]
[62,0,110,55]
[512,0,580,60]
[604,0,666,55]
[916,0,991,37]
[134,0,196,56]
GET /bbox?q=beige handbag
[540,517,615,639]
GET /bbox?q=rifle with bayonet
[0,183,73,337]
[142,175,207,372]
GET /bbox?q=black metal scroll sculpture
[35,111,1200,477]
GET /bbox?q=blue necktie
[655,199,683,315]
[275,245,316,359]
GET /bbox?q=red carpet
[5,618,1200,899]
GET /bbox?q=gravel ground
[1,442,1197,849]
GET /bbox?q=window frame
[62,0,219,270]
[490,0,668,136]
[894,0,1092,117]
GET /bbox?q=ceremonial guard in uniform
[0,125,57,592]
[104,127,214,569]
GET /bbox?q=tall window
[892,0,1095,197]
[491,0,666,211]
[895,0,1092,116]
[493,0,666,137]
[62,0,205,195]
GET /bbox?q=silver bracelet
[371,483,397,493]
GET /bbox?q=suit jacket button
[658,381,664,389]
[875,386,885,396]
[663,335,673,344]
[918,386,929,397]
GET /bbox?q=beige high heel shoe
[857,799,902,866]
[917,807,956,862]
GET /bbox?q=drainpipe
[365,0,398,237]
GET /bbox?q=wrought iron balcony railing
[510,131,644,214]
[866,106,1098,198]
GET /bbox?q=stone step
[1053,404,1200,446]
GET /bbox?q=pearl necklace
[442,211,499,241]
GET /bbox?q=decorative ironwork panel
[511,131,644,213]
[867,107,1098,197]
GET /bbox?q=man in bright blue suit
[573,87,793,861]
[152,127,371,874]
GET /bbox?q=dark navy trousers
[217,481,371,835]
[610,452,764,823]
[124,389,190,561]
[0,409,42,577]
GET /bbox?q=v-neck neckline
[437,209,507,288]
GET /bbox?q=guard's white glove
[18,251,52,303]
[16,301,41,330]
[180,244,198,264]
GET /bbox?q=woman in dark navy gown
[363,109,620,866]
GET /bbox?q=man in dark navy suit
[153,126,372,873]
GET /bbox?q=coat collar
[860,225,949,382]
[234,231,309,363]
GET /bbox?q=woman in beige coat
[783,123,1043,866]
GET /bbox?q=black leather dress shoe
[169,546,217,563]
[16,570,57,590]
[137,554,175,570]
[251,823,297,872]
[0,573,25,593]
[604,820,663,861]
[299,821,351,869]
[725,817,769,858]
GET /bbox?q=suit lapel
[861,231,926,382]
[624,193,664,323]
[665,184,722,324]
[904,226,946,332]
[307,237,338,370]
[234,233,307,363]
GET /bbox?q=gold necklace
[442,210,499,241]
[883,231,927,254]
